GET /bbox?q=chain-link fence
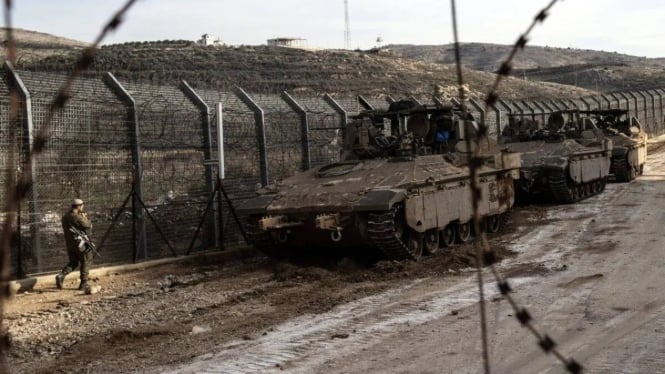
[2,62,665,277]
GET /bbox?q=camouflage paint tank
[237,100,520,260]
[501,111,613,204]
[581,109,647,182]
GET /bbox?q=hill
[16,40,594,100]
[386,42,661,71]
[0,28,88,63]
[386,43,665,92]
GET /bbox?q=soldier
[55,198,93,291]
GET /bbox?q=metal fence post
[618,92,632,115]
[469,98,485,126]
[281,91,311,171]
[520,100,535,120]
[496,100,513,135]
[549,99,564,111]
[601,94,612,110]
[646,90,658,133]
[566,98,580,110]
[512,100,525,116]
[541,100,556,114]
[358,95,374,111]
[656,89,665,132]
[532,101,547,124]
[103,72,148,260]
[636,91,649,126]
[234,87,269,186]
[488,102,501,139]
[580,97,592,111]
[180,80,218,248]
[323,94,348,142]
[609,93,622,109]
[3,62,42,272]
[627,91,639,120]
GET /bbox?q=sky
[10,0,665,57]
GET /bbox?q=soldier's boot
[78,281,89,291]
[55,273,66,289]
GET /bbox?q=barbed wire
[450,1,490,372]
[452,0,583,373]
[0,0,139,369]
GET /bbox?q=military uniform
[56,203,93,289]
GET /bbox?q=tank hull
[238,154,519,260]
[506,139,612,203]
[608,134,647,182]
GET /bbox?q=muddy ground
[6,139,665,374]
[5,215,529,374]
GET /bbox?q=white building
[197,34,223,46]
[267,37,307,48]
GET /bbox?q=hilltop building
[197,33,223,46]
[267,37,307,48]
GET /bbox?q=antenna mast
[344,0,351,49]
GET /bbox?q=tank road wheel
[441,224,456,248]
[484,215,501,234]
[457,221,472,243]
[408,233,424,260]
[423,229,440,255]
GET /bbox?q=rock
[84,285,101,295]
[331,333,349,339]
[191,325,211,334]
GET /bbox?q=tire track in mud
[162,276,532,374]
[497,150,665,373]
[166,148,665,374]
[580,304,665,374]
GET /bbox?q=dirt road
[7,140,665,373]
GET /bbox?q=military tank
[501,111,613,204]
[578,109,647,182]
[237,100,520,260]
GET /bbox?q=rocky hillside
[17,40,594,100]
[0,28,87,63]
[386,43,665,92]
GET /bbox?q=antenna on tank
[344,0,351,49]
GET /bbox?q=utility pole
[344,0,351,49]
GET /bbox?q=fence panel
[15,71,134,273]
[2,69,665,277]
[293,95,344,167]
[120,80,209,259]
[195,88,261,247]
[249,93,303,184]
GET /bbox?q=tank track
[366,210,419,261]
[611,157,634,182]
[547,170,605,204]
